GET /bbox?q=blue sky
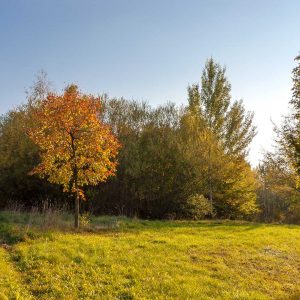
[0,0,299,165]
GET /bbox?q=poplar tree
[188,58,256,212]
[188,58,256,157]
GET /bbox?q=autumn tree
[28,85,120,228]
[1,64,258,220]
[187,58,256,212]
[179,111,257,218]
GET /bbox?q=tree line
[0,57,299,223]
[257,54,300,223]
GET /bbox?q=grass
[0,211,300,299]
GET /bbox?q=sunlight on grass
[0,211,299,299]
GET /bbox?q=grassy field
[0,211,299,300]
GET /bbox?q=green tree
[257,153,300,222]
[279,55,300,178]
[0,71,61,209]
[257,54,300,223]
[180,111,257,218]
[188,58,256,157]
[187,59,256,213]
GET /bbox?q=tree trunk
[75,190,79,228]
[209,186,213,216]
[70,133,79,228]
[208,139,213,216]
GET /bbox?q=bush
[182,194,212,220]
[80,212,91,228]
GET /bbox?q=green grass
[0,211,299,299]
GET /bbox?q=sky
[0,0,299,166]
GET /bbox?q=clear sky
[0,0,299,165]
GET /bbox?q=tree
[179,111,257,218]
[0,71,60,209]
[187,58,256,211]
[256,54,300,223]
[199,58,231,138]
[28,85,120,228]
[188,58,256,157]
[279,55,300,178]
[26,69,52,106]
[257,152,300,222]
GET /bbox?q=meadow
[0,211,299,300]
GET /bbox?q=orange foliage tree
[28,85,120,228]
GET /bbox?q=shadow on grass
[280,293,300,300]
[97,218,269,235]
[0,223,24,245]
[0,211,127,246]
[1,210,299,246]
[0,223,55,246]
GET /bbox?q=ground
[0,211,299,300]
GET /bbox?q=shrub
[80,212,91,228]
[182,194,212,220]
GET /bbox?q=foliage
[27,85,120,227]
[0,59,259,220]
[257,152,300,223]
[91,99,189,218]
[276,56,300,179]
[184,59,258,218]
[97,96,258,219]
[188,58,256,158]
[181,194,212,220]
[256,55,300,223]
[79,212,91,228]
[0,72,63,209]
[28,85,120,195]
